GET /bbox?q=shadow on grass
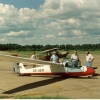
[3,76,67,94]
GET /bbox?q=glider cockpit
[62,58,81,68]
[62,58,85,72]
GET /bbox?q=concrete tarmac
[0,54,100,99]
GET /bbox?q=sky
[0,0,100,45]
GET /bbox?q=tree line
[0,43,100,51]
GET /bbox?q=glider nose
[87,67,95,75]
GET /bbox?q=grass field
[0,95,70,99]
[1,50,100,58]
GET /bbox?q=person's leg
[76,61,78,67]
[72,60,78,68]
[72,61,75,68]
[86,62,98,77]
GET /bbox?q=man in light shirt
[86,51,94,67]
[50,51,59,63]
[86,51,99,76]
[71,50,80,68]
[31,51,37,59]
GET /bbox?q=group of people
[71,50,94,68]
[50,50,94,68]
[30,50,94,68]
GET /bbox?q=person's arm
[50,58,52,62]
[50,55,53,62]
[57,56,59,63]
[71,54,73,60]
[92,58,94,62]
[90,54,94,62]
[77,55,80,61]
[91,57,94,62]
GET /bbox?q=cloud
[0,0,100,45]
[45,22,61,29]
[45,34,55,39]
[58,30,84,37]
[40,0,100,38]
[40,0,60,10]
[6,30,28,36]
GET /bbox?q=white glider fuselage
[0,53,96,77]
[13,62,95,77]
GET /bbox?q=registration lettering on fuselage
[33,69,44,72]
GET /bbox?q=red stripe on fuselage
[67,67,95,77]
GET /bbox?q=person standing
[86,51,98,77]
[86,51,94,67]
[50,51,59,63]
[71,50,80,67]
[31,51,37,59]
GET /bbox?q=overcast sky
[0,0,100,45]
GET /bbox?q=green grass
[0,95,70,99]
[15,95,69,99]
[1,50,100,58]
